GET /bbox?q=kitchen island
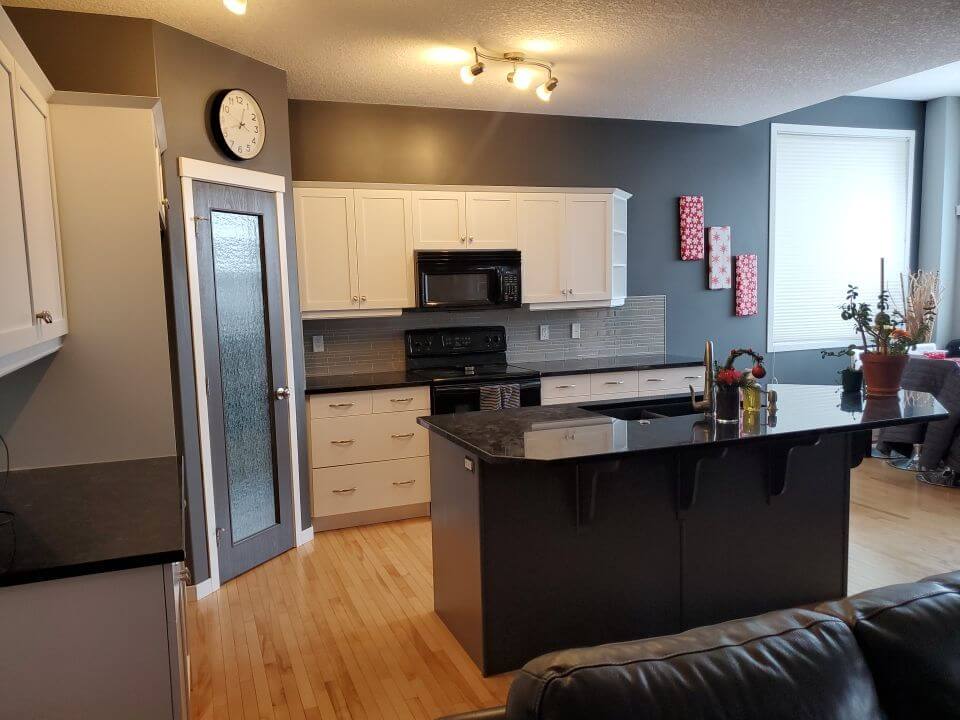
[418,385,948,675]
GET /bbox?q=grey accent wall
[304,296,665,375]
[289,95,925,384]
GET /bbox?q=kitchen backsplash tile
[302,296,665,376]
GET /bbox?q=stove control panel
[406,326,507,358]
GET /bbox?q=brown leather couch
[439,571,960,720]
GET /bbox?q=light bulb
[508,66,534,90]
[224,0,247,14]
[460,62,484,85]
[536,76,559,102]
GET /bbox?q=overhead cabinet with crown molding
[293,183,630,318]
[0,23,67,378]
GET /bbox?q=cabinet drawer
[311,410,428,467]
[312,456,430,517]
[541,374,589,399]
[371,386,430,413]
[310,391,372,419]
[590,371,640,395]
[638,367,705,392]
[541,394,591,406]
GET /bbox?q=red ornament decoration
[679,195,705,261]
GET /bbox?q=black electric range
[405,326,541,413]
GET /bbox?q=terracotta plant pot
[860,351,908,398]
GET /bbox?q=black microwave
[415,250,521,310]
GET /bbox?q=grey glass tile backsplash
[303,296,665,376]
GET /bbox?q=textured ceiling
[851,60,960,101]
[7,0,960,125]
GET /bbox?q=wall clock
[211,88,265,160]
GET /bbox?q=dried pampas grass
[898,270,942,343]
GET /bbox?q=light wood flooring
[188,459,960,719]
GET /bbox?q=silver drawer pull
[329,402,354,408]
[391,432,415,439]
[390,397,414,403]
[605,380,625,385]
[392,479,416,487]
[555,384,577,389]
[646,378,665,382]
[332,487,357,494]
[330,439,355,445]
[684,376,699,380]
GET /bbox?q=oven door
[416,251,521,310]
[432,379,541,414]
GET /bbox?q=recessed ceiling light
[224,0,247,15]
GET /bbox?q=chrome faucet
[690,340,714,416]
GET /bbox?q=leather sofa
[439,571,960,720]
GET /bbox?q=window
[767,124,914,352]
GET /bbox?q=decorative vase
[860,352,908,398]
[840,368,864,394]
[742,384,761,413]
[715,385,741,423]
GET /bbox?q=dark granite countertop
[305,370,429,394]
[515,353,703,376]
[0,456,184,587]
[418,384,948,463]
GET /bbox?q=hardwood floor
[188,459,960,719]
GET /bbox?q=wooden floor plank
[191,459,959,718]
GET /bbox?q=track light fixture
[459,47,558,102]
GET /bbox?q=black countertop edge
[514,354,704,377]
[305,371,429,394]
[0,549,186,589]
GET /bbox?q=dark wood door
[193,181,293,582]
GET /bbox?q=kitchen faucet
[690,340,714,416]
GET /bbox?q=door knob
[275,386,291,400]
[35,310,53,324]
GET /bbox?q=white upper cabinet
[518,193,566,304]
[294,187,359,313]
[15,65,65,340]
[412,191,466,249]
[354,189,414,309]
[465,192,518,249]
[0,41,33,359]
[565,194,612,302]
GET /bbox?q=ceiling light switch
[571,322,581,339]
[312,335,324,353]
[539,325,550,341]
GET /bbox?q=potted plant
[840,262,933,397]
[821,345,862,394]
[714,348,766,423]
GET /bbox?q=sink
[587,397,703,421]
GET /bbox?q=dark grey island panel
[422,386,946,675]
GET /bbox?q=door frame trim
[179,157,311,598]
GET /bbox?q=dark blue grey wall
[290,96,925,384]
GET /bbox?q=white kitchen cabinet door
[354,189,414,309]
[518,193,566,304]
[14,62,66,341]
[565,193,612,302]
[412,191,466,249]
[294,187,359,312]
[0,42,35,358]
[465,192,518,249]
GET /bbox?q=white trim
[302,308,403,320]
[767,123,916,353]
[179,157,285,193]
[180,159,307,593]
[293,180,631,198]
[0,336,61,380]
[188,578,217,601]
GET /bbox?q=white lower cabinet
[308,386,431,530]
[540,367,706,405]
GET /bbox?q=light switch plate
[571,322,581,339]
[312,335,324,353]
[540,325,550,341]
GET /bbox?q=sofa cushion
[506,609,883,720]
[816,571,960,720]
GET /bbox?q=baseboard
[296,525,315,546]
[189,577,217,600]
[313,502,431,532]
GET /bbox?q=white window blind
[768,124,914,352]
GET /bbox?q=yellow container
[742,384,762,413]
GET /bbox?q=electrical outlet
[312,335,325,353]
[539,324,550,341]
[571,322,581,339]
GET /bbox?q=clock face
[214,89,265,160]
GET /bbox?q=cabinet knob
[360,295,367,302]
[352,295,359,302]
[460,236,467,243]
[561,289,567,295]
[568,289,574,295]
[35,310,53,324]
[468,236,474,243]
